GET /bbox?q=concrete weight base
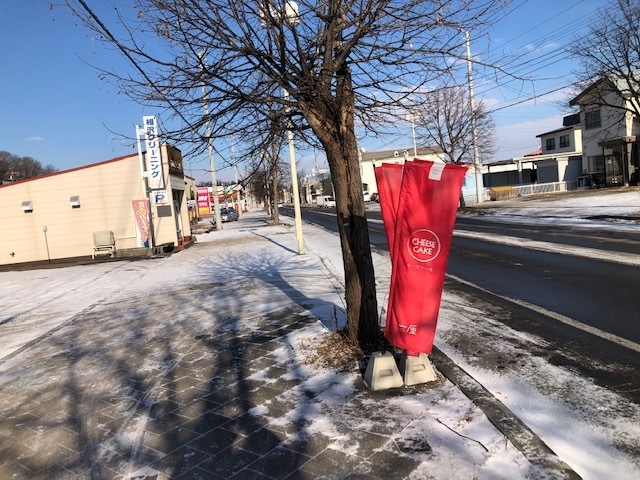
[363,351,404,391]
[399,352,438,386]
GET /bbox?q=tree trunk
[300,66,380,351]
[325,135,380,350]
[270,150,280,224]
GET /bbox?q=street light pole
[406,112,418,157]
[463,29,484,204]
[284,89,305,255]
[259,2,303,253]
[199,54,222,230]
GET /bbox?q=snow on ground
[366,189,640,479]
[435,291,640,480]
[481,187,640,214]
[0,188,639,479]
[467,188,640,230]
[0,215,536,479]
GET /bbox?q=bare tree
[415,86,495,165]
[0,151,58,182]
[566,0,640,187]
[568,0,640,123]
[240,101,290,224]
[66,0,504,350]
[413,84,495,206]
[266,141,285,223]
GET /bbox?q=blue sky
[1,0,607,184]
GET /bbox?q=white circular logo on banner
[408,229,441,263]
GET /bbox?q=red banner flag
[376,160,467,355]
[374,163,403,337]
[374,163,403,254]
[131,199,151,245]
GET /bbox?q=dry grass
[302,331,365,371]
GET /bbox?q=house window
[559,134,570,148]
[585,109,601,129]
[588,155,604,172]
[546,138,556,151]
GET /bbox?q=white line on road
[447,273,640,354]
[453,229,640,267]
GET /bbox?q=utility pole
[464,29,484,204]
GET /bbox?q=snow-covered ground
[0,188,638,479]
[470,187,640,226]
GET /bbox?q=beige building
[359,146,446,196]
[359,146,486,203]
[0,143,193,267]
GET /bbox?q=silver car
[220,207,239,222]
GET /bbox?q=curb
[431,346,582,480]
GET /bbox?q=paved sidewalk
[0,211,579,480]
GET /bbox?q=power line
[464,0,606,107]
[487,81,576,114]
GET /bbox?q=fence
[465,181,577,205]
[512,181,576,197]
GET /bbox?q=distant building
[484,114,583,189]
[0,143,193,267]
[359,146,484,204]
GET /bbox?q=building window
[588,155,604,172]
[559,134,570,148]
[585,109,601,129]
[546,138,556,151]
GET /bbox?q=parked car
[220,207,239,222]
[363,190,371,202]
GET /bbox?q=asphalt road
[283,204,640,404]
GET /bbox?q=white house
[534,113,584,185]
[484,114,583,188]
[570,76,640,187]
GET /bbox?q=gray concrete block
[363,351,404,390]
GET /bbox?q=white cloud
[491,114,565,161]
[25,136,44,142]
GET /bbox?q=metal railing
[465,181,578,204]
[512,181,576,196]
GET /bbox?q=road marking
[447,273,640,354]
[453,229,640,267]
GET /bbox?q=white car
[363,191,371,202]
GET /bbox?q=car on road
[220,207,239,222]
[316,195,336,208]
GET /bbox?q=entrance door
[604,154,624,186]
[172,190,184,243]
